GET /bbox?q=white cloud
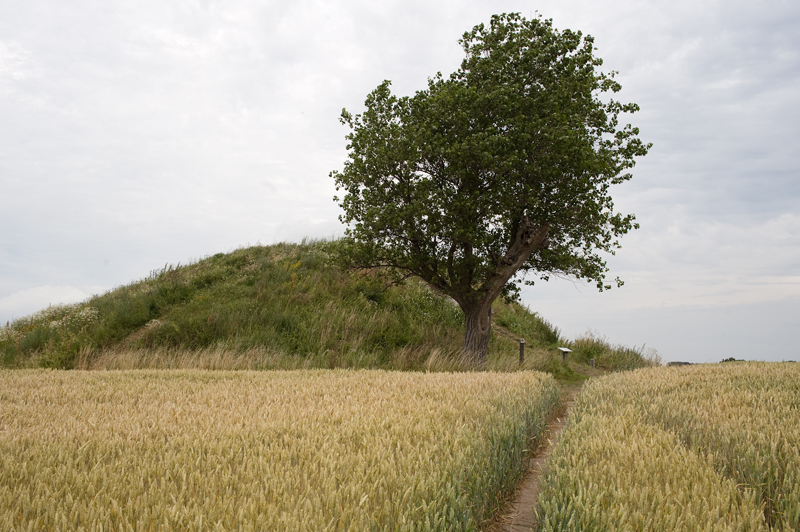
[0,41,31,81]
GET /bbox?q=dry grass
[0,368,559,531]
[538,362,800,531]
[75,342,565,376]
[538,408,766,531]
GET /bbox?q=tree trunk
[461,303,492,370]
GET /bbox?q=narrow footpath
[493,384,582,532]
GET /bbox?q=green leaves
[332,12,649,362]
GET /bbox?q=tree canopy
[331,13,651,368]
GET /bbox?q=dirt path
[492,384,582,532]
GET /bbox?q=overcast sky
[1,0,798,363]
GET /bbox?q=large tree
[331,13,651,369]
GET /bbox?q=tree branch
[482,218,550,304]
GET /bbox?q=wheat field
[537,362,800,531]
[0,369,559,531]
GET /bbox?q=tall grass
[564,330,661,370]
[538,363,800,530]
[538,408,766,531]
[0,369,560,531]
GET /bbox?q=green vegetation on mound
[567,332,661,372]
[1,240,656,374]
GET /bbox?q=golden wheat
[0,369,559,531]
[538,362,800,531]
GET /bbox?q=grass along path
[494,384,583,532]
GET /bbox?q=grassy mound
[1,240,656,374]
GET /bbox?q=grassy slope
[0,240,656,375]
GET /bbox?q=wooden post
[589,358,595,368]
[519,338,525,367]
